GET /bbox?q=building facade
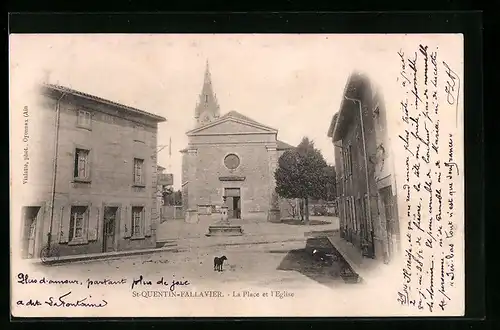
[20,83,166,258]
[327,72,399,263]
[181,62,295,223]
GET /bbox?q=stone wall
[20,91,160,257]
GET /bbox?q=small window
[69,206,88,241]
[224,154,240,170]
[77,110,92,129]
[205,94,208,103]
[131,206,144,237]
[74,148,90,180]
[134,124,145,143]
[133,158,144,185]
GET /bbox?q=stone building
[19,83,166,258]
[181,62,295,223]
[327,72,399,263]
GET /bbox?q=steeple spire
[195,59,220,126]
[204,59,211,83]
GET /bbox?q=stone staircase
[155,239,178,249]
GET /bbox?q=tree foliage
[163,189,182,206]
[275,137,330,221]
[323,165,337,201]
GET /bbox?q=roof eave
[331,71,369,141]
[41,83,167,123]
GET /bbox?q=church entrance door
[224,188,241,219]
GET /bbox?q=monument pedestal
[206,204,243,237]
[267,208,281,223]
[185,209,199,224]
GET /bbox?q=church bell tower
[195,60,220,127]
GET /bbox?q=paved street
[32,217,350,291]
[20,216,399,317]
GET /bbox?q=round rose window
[224,154,240,170]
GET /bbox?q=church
[181,61,296,223]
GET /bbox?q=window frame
[69,205,89,245]
[76,109,92,130]
[73,148,91,182]
[133,158,145,187]
[133,124,146,143]
[131,206,145,239]
[224,153,241,170]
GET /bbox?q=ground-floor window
[70,206,89,242]
[131,206,144,237]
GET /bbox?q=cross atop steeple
[195,60,220,126]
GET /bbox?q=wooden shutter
[58,206,70,243]
[81,206,90,240]
[87,206,99,241]
[20,207,27,241]
[144,207,153,237]
[87,150,93,181]
[121,206,131,238]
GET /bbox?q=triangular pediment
[187,112,278,136]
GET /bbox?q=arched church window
[205,95,208,103]
[224,154,240,170]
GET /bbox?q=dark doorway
[232,196,241,219]
[21,206,40,259]
[224,188,241,219]
[102,207,118,252]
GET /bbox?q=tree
[163,189,182,206]
[323,165,337,202]
[275,137,329,223]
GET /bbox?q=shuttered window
[69,206,88,242]
[77,110,92,129]
[131,206,144,237]
[74,149,90,180]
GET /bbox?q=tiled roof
[220,111,264,126]
[42,83,166,122]
[277,140,295,150]
[327,113,339,138]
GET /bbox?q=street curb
[176,237,306,250]
[326,236,365,281]
[31,244,179,266]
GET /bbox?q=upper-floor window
[74,148,90,181]
[342,146,353,177]
[133,158,145,185]
[133,124,145,143]
[77,110,92,129]
[224,153,240,170]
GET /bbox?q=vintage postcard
[10,34,464,317]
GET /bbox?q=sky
[9,34,462,189]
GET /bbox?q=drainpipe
[47,91,66,256]
[344,95,374,257]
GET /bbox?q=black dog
[213,256,227,272]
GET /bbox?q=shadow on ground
[276,237,360,287]
[280,219,331,226]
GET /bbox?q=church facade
[181,62,295,223]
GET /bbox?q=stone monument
[206,197,243,236]
[267,191,281,223]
